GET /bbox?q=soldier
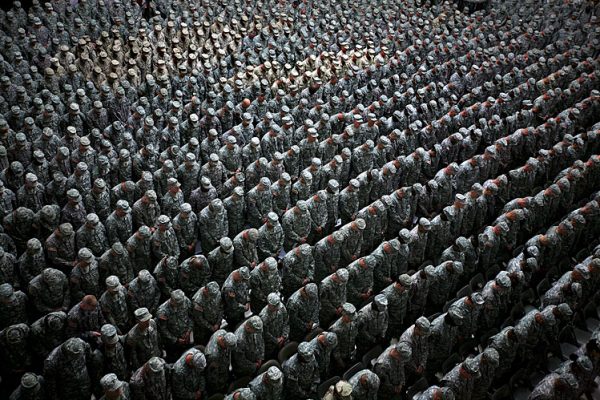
[356,294,389,354]
[151,215,180,259]
[399,316,431,380]
[207,237,235,286]
[62,188,87,229]
[66,294,105,341]
[247,177,273,228]
[313,231,344,283]
[191,281,223,345]
[8,373,46,400]
[126,226,153,275]
[319,268,349,328]
[287,283,320,341]
[28,268,70,315]
[233,228,259,268]
[171,348,207,400]
[70,247,100,302]
[308,331,338,379]
[259,293,290,358]
[178,255,211,298]
[373,342,412,399]
[45,222,76,271]
[282,342,320,400]
[257,212,284,260]
[416,386,455,400]
[282,200,311,250]
[330,303,359,370]
[106,200,133,245]
[346,256,376,306]
[99,242,133,285]
[157,289,193,358]
[381,274,412,339]
[30,311,67,360]
[224,185,246,236]
[129,357,170,400]
[250,257,281,313]
[43,338,93,400]
[99,373,130,400]
[100,276,130,334]
[428,310,464,371]
[173,203,198,260]
[232,316,265,376]
[339,179,360,223]
[153,256,180,299]
[205,330,238,393]
[440,357,481,400]
[349,369,380,400]
[161,178,184,219]
[281,243,314,297]
[271,173,292,217]
[132,190,161,229]
[222,266,251,326]
[249,365,284,400]
[93,324,128,383]
[85,178,111,221]
[127,270,161,315]
[198,199,229,253]
[126,308,161,370]
[471,348,500,400]
[76,213,109,258]
[340,219,366,265]
[0,283,27,329]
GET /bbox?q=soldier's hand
[195,391,203,400]
[316,226,322,233]
[336,306,342,315]
[277,337,285,346]
[394,385,403,394]
[300,237,307,243]
[306,321,313,329]
[416,365,424,374]
[91,331,101,337]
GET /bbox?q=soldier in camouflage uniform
[259,293,290,359]
[99,242,133,285]
[330,303,359,370]
[257,212,284,260]
[250,257,281,313]
[179,255,211,298]
[399,317,431,380]
[69,247,100,302]
[346,256,375,306]
[129,357,170,400]
[340,219,365,265]
[93,324,128,383]
[100,276,131,334]
[132,190,161,230]
[17,238,46,287]
[76,213,109,258]
[66,294,105,341]
[224,186,246,236]
[232,316,265,376]
[207,237,235,286]
[151,215,180,260]
[126,308,161,370]
[313,231,345,282]
[45,222,76,271]
[153,256,180,299]
[171,348,207,400]
[192,281,223,345]
[126,226,153,275]
[282,200,311,250]
[440,357,481,400]
[349,369,380,400]
[43,338,93,400]
[247,177,273,228]
[199,199,229,253]
[8,372,47,400]
[320,268,349,328]
[287,283,320,341]
[29,311,67,360]
[28,268,70,315]
[85,179,111,221]
[373,342,412,399]
[249,365,284,400]
[205,330,237,393]
[99,373,130,400]
[271,173,292,217]
[0,283,27,329]
[281,243,314,298]
[62,189,87,230]
[173,203,198,260]
[157,289,193,358]
[106,200,133,245]
[282,342,320,400]
[471,347,500,400]
[381,274,411,339]
[356,294,389,354]
[222,266,251,327]
[234,228,259,269]
[309,331,338,379]
[127,270,161,315]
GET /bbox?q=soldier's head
[332,268,349,285]
[391,342,412,360]
[220,237,234,254]
[146,357,165,375]
[245,316,263,334]
[396,274,412,291]
[219,332,237,349]
[115,200,131,217]
[297,341,314,363]
[62,338,85,360]
[100,373,124,397]
[26,238,42,255]
[80,295,98,311]
[341,303,356,323]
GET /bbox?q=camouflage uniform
[179,255,211,297]
[207,238,235,286]
[287,284,320,341]
[234,229,260,269]
[205,330,238,393]
[259,293,290,358]
[349,369,380,400]
[309,331,339,378]
[198,199,229,253]
[381,275,412,338]
[0,283,27,329]
[282,342,320,400]
[281,244,314,298]
[127,270,161,315]
[356,295,389,353]
[250,258,282,313]
[126,226,153,275]
[69,248,101,302]
[373,342,412,399]
[249,366,284,400]
[100,276,131,334]
[129,357,170,400]
[30,311,67,359]
[319,269,349,328]
[151,215,180,259]
[66,296,106,341]
[191,282,224,345]
[282,201,311,250]
[106,201,133,245]
[43,338,93,400]
[222,267,251,326]
[330,303,359,368]
[126,308,162,370]
[76,214,110,257]
[346,256,375,306]
[99,243,133,285]
[232,316,265,376]
[156,290,193,353]
[171,348,207,400]
[257,213,284,260]
[28,268,70,314]
[153,257,180,299]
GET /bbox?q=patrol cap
[267,292,281,306]
[100,373,123,391]
[239,266,250,280]
[463,357,480,375]
[67,188,81,200]
[134,307,152,322]
[495,271,511,288]
[0,283,13,298]
[418,218,431,230]
[398,229,411,242]
[297,342,314,358]
[157,215,170,225]
[415,316,431,334]
[335,268,349,282]
[139,225,151,237]
[105,275,121,289]
[398,273,412,287]
[471,292,485,305]
[247,315,263,331]
[148,357,165,372]
[63,338,85,355]
[266,366,283,381]
[373,294,388,309]
[482,347,500,366]
[59,223,74,236]
[220,237,233,253]
[27,238,42,250]
[20,373,40,389]
[265,257,278,272]
[77,248,93,261]
[223,332,237,347]
[101,324,119,344]
[394,341,412,358]
[556,303,573,318]
[206,281,220,296]
[116,200,130,212]
[305,283,318,298]
[341,302,356,317]
[170,289,185,304]
[296,200,308,211]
